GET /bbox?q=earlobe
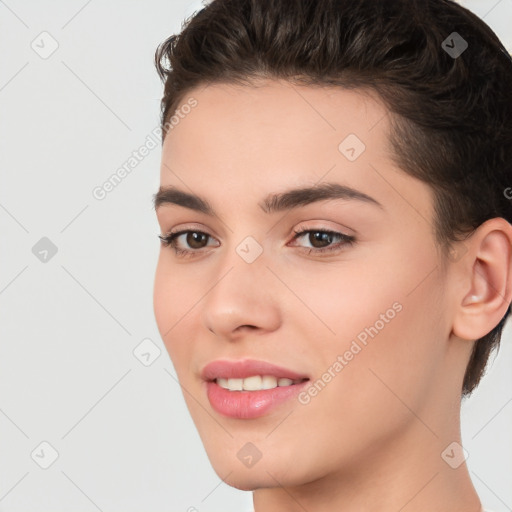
[452,218,512,341]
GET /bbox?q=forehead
[159,80,433,225]
[162,80,391,178]
[163,79,390,160]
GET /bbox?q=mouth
[201,358,310,382]
[201,359,310,419]
[212,375,309,391]
[204,378,310,420]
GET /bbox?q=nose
[202,247,282,341]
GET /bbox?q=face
[153,80,459,490]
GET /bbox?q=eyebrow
[153,182,384,215]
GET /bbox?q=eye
[289,228,356,254]
[158,227,356,258]
[158,229,219,257]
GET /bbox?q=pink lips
[201,359,310,419]
[201,358,309,381]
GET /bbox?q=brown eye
[186,232,209,249]
[158,229,219,257]
[308,231,335,248]
[290,228,356,255]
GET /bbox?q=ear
[452,218,512,341]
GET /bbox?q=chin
[217,468,284,492]
[206,449,315,491]
[223,475,262,491]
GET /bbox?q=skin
[153,79,512,512]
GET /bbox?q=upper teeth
[216,375,304,391]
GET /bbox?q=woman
[152,0,512,510]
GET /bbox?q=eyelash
[158,227,355,258]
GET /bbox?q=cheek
[278,252,406,346]
[324,265,446,420]
[153,256,197,365]
[153,257,174,337]
[293,243,446,396]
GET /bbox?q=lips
[200,358,310,381]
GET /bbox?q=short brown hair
[154,0,512,397]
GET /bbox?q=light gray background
[0,1,511,511]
